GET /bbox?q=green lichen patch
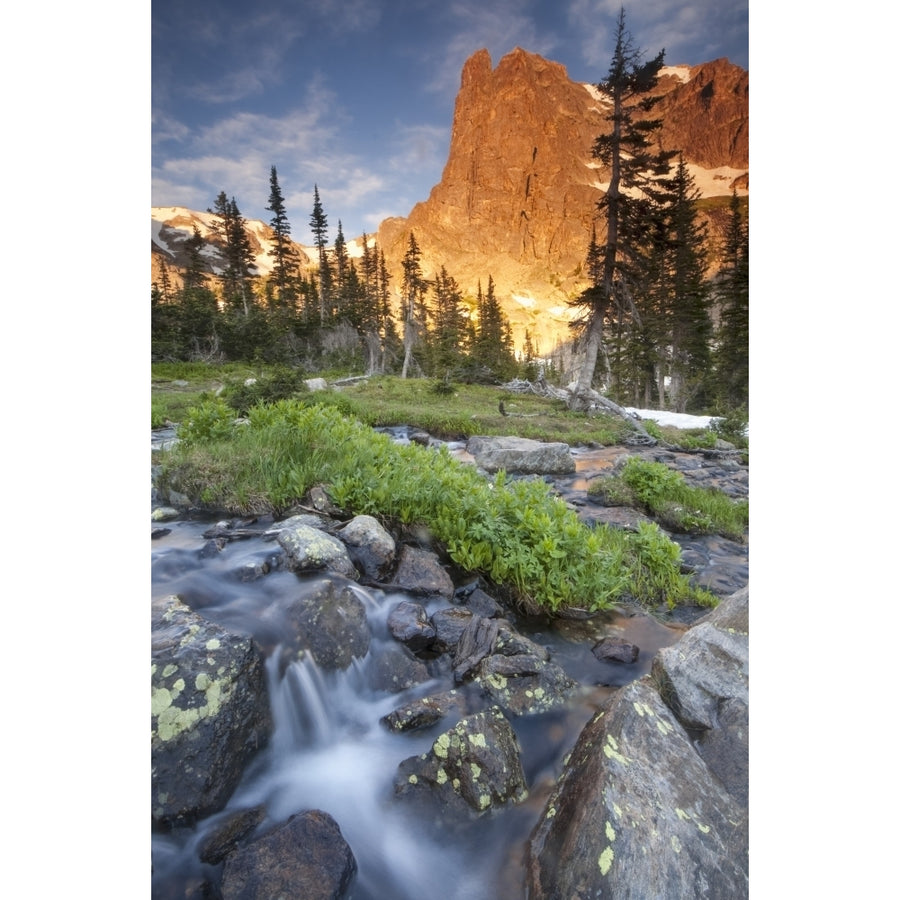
[598,846,614,875]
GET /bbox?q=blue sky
[152,0,748,244]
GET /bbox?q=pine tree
[472,275,516,380]
[713,190,749,410]
[428,266,468,375]
[571,7,674,397]
[309,185,332,324]
[179,226,220,359]
[209,191,257,317]
[663,156,712,411]
[378,248,401,373]
[265,166,300,308]
[400,232,427,378]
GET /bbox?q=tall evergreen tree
[472,275,516,379]
[713,190,749,410]
[378,248,401,373]
[570,7,674,398]
[265,166,300,308]
[663,156,712,411]
[309,185,332,324]
[400,232,427,378]
[209,191,257,316]
[428,266,468,375]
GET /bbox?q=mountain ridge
[152,47,747,354]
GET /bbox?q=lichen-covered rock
[220,809,357,900]
[381,689,468,734]
[474,654,579,716]
[525,677,748,899]
[337,514,396,579]
[652,587,749,806]
[277,523,358,579]
[466,435,575,475]
[395,707,528,817]
[151,596,272,829]
[263,577,370,671]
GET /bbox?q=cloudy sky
[152,0,748,244]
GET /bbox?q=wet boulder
[651,586,749,806]
[466,435,575,475]
[369,643,431,694]
[395,707,528,817]
[337,514,396,579]
[220,809,357,900]
[197,806,267,865]
[389,545,455,598]
[526,588,751,899]
[525,677,748,899]
[381,689,468,734]
[387,599,436,652]
[429,606,474,654]
[277,523,358,579]
[263,576,370,671]
[452,616,577,716]
[151,596,272,829]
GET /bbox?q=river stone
[264,577,370,671]
[387,599,436,651]
[220,809,357,900]
[395,706,528,817]
[592,636,640,664]
[381,689,468,733]
[430,606,474,653]
[197,805,267,865]
[368,643,430,693]
[525,677,749,899]
[151,596,272,829]
[466,435,575,475]
[389,545,454,598]
[277,522,358,579]
[474,654,579,716]
[337,514,396,578]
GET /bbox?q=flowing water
[151,428,747,898]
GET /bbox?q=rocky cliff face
[152,48,748,356]
[376,48,748,354]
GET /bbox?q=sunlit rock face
[377,49,748,353]
[152,50,748,355]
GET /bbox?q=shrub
[224,366,308,415]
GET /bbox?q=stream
[150,428,748,898]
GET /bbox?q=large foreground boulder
[151,596,272,829]
[525,587,750,898]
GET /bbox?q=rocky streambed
[151,429,749,898]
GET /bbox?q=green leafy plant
[590,457,748,540]
[159,399,715,613]
[178,397,236,445]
